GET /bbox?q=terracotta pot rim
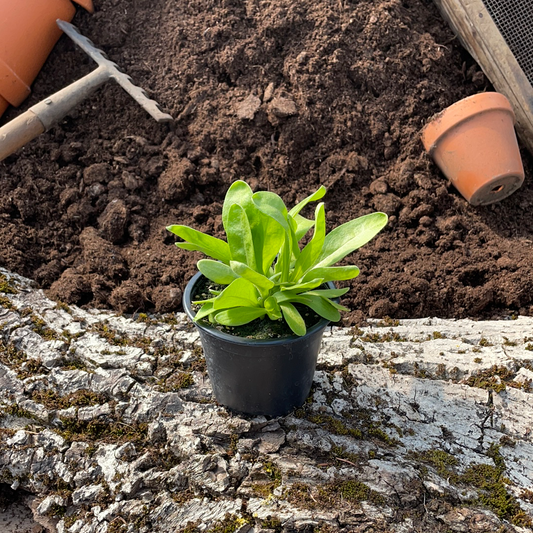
[72,0,95,13]
[0,57,31,107]
[421,92,515,154]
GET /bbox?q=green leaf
[288,186,327,217]
[252,191,295,281]
[292,294,341,322]
[301,266,360,283]
[222,181,285,276]
[194,302,217,321]
[264,296,282,320]
[291,203,326,281]
[302,287,349,299]
[230,261,274,297]
[313,212,388,269]
[253,213,285,276]
[167,225,231,264]
[288,214,302,266]
[289,186,327,242]
[280,279,324,292]
[198,260,239,285]
[192,297,216,305]
[280,302,306,336]
[276,237,293,282]
[214,307,267,326]
[274,291,344,321]
[252,191,289,230]
[293,214,315,241]
[325,299,350,312]
[226,204,256,270]
[213,278,260,310]
[273,290,300,304]
[269,272,282,283]
[222,180,254,229]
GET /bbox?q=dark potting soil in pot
[1,0,533,324]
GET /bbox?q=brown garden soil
[1,0,533,325]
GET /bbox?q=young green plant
[167,181,387,335]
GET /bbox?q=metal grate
[482,0,533,86]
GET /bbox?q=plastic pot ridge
[183,272,332,417]
[421,92,524,206]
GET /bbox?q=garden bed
[1,0,532,324]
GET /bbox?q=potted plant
[168,181,387,416]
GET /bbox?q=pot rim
[182,271,333,345]
[0,57,31,107]
[421,92,515,154]
[72,0,95,12]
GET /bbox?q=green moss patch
[0,295,15,310]
[17,358,45,379]
[331,445,363,466]
[408,449,459,478]
[59,357,90,372]
[90,321,152,350]
[44,502,67,520]
[30,389,108,410]
[333,479,385,504]
[251,460,282,497]
[0,332,47,379]
[2,404,39,421]
[107,518,128,533]
[295,407,399,446]
[178,515,250,533]
[59,417,148,445]
[155,346,207,374]
[0,274,18,295]
[287,479,385,509]
[461,462,530,526]
[478,337,494,347]
[464,365,515,393]
[0,341,26,367]
[18,308,60,341]
[305,413,363,439]
[357,331,407,343]
[159,371,194,392]
[54,302,73,314]
[410,444,532,528]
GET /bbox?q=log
[1,267,533,532]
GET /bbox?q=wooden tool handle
[0,110,45,162]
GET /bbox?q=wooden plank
[433,0,533,156]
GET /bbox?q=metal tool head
[57,19,173,123]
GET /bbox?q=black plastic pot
[183,272,333,417]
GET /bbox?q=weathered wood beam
[432,0,533,156]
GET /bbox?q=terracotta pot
[0,0,94,119]
[421,92,525,206]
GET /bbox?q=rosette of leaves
[167,181,387,336]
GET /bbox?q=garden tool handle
[30,65,111,131]
[0,111,45,162]
[0,66,109,162]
